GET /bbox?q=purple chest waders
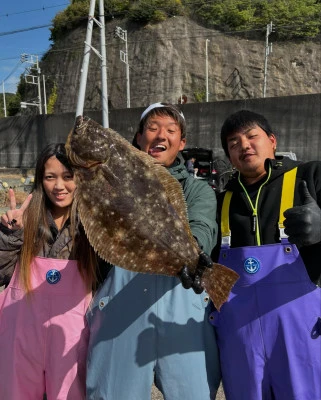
[211,168,321,400]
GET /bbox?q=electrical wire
[0,24,52,37]
[1,60,22,83]
[0,3,68,18]
[1,2,320,95]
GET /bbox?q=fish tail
[202,264,239,311]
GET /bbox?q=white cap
[140,102,185,121]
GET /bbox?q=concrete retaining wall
[0,93,320,168]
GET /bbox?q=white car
[275,151,297,160]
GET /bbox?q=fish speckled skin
[66,116,239,310]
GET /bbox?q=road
[152,383,225,399]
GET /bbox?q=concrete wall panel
[0,94,320,168]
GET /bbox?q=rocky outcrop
[38,16,321,113]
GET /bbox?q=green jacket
[168,154,218,255]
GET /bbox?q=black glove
[283,180,321,247]
[178,252,213,294]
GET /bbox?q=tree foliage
[261,0,321,39]
[128,0,184,24]
[0,93,15,118]
[50,0,90,41]
[5,76,29,116]
[50,0,321,41]
[104,0,130,20]
[47,83,58,114]
[7,93,21,116]
[187,0,321,39]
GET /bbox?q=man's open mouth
[149,145,166,155]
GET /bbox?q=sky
[0,1,69,93]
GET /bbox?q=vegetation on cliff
[50,0,321,41]
[0,93,15,118]
[5,0,321,116]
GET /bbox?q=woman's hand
[0,189,32,230]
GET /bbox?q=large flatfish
[66,116,239,310]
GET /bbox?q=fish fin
[156,167,192,237]
[202,264,239,311]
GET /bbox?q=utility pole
[21,53,43,114]
[76,0,96,120]
[37,58,43,115]
[99,0,109,127]
[205,39,210,102]
[76,0,109,127]
[43,75,47,114]
[263,21,273,98]
[2,81,7,117]
[115,26,130,108]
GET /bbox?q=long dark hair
[20,143,97,292]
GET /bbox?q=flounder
[66,116,239,310]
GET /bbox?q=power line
[0,56,23,62]
[0,19,319,67]
[1,10,320,95]
[2,60,22,83]
[0,11,319,40]
[0,3,68,18]
[0,24,52,37]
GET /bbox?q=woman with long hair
[0,143,97,400]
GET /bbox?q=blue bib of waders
[210,168,321,400]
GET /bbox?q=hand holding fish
[179,251,214,294]
[0,189,32,230]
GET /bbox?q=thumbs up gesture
[283,180,321,247]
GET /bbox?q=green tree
[7,93,22,116]
[0,93,15,118]
[128,0,184,24]
[104,0,130,19]
[193,88,206,103]
[47,83,58,114]
[50,0,90,41]
[50,0,131,41]
[260,0,321,39]
[48,0,321,42]
[188,0,255,30]
[188,0,321,39]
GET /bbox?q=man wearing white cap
[86,103,220,399]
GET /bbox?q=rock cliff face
[39,16,321,113]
